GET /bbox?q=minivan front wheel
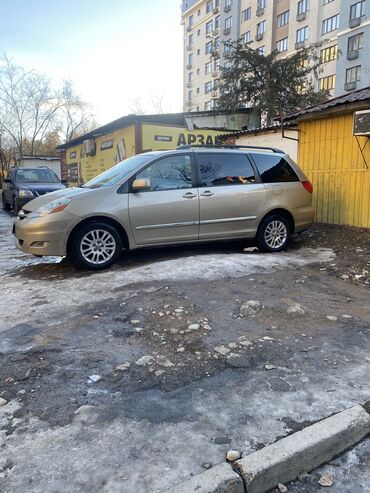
[257,215,291,253]
[70,222,122,270]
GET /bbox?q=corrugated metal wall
[298,113,370,228]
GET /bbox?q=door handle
[200,191,214,197]
[183,192,197,199]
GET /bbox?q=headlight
[28,197,72,218]
[18,189,34,198]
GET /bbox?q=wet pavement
[0,207,369,492]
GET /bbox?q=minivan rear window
[197,153,255,187]
[251,154,299,183]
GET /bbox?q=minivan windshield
[15,168,60,184]
[82,154,154,189]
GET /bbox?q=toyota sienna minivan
[13,145,315,270]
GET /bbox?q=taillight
[302,180,313,193]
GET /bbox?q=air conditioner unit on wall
[353,110,370,136]
[83,139,96,156]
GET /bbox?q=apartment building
[181,0,370,111]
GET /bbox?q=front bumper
[13,210,79,257]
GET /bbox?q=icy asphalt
[0,209,369,492]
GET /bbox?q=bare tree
[150,92,165,114]
[59,80,96,142]
[0,53,95,156]
[128,97,145,115]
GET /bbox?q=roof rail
[176,144,284,153]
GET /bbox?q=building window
[188,15,194,27]
[225,0,232,7]
[188,34,193,45]
[188,90,193,101]
[205,41,213,54]
[215,15,221,28]
[348,32,364,52]
[224,39,232,53]
[205,81,213,93]
[240,31,251,44]
[206,20,213,34]
[197,68,200,75]
[205,101,214,111]
[297,0,309,14]
[277,11,289,27]
[350,1,366,20]
[188,53,193,65]
[205,61,213,74]
[296,26,308,42]
[197,29,201,36]
[206,0,214,13]
[277,37,288,52]
[188,72,193,82]
[258,0,267,9]
[197,87,200,94]
[323,0,334,4]
[257,46,265,55]
[225,16,233,29]
[320,75,336,90]
[322,14,340,34]
[257,20,266,35]
[346,65,361,83]
[242,7,251,21]
[320,44,338,62]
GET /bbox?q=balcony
[186,64,192,70]
[211,50,220,58]
[224,4,231,12]
[211,70,219,77]
[186,25,193,32]
[295,41,305,50]
[213,7,220,14]
[296,12,306,22]
[186,82,193,88]
[347,50,359,60]
[349,17,361,28]
[212,28,220,36]
[256,8,265,17]
[255,33,264,41]
[344,81,357,91]
[223,27,231,35]
[186,45,193,51]
[211,91,219,98]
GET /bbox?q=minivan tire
[257,214,291,253]
[70,222,123,270]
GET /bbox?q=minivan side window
[197,153,255,187]
[135,154,192,191]
[251,154,299,183]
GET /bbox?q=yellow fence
[298,114,370,228]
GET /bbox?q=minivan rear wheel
[257,214,291,253]
[70,222,122,270]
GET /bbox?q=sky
[0,0,184,125]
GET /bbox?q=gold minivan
[13,146,315,270]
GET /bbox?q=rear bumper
[13,211,79,257]
[294,206,315,233]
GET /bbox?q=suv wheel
[12,197,19,215]
[70,222,122,270]
[257,214,291,253]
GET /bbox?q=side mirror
[132,178,151,192]
[4,178,11,184]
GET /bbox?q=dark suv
[2,167,66,214]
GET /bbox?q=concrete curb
[162,404,370,493]
[164,462,244,493]
[235,404,370,493]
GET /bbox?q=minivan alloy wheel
[264,220,288,249]
[80,229,117,265]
